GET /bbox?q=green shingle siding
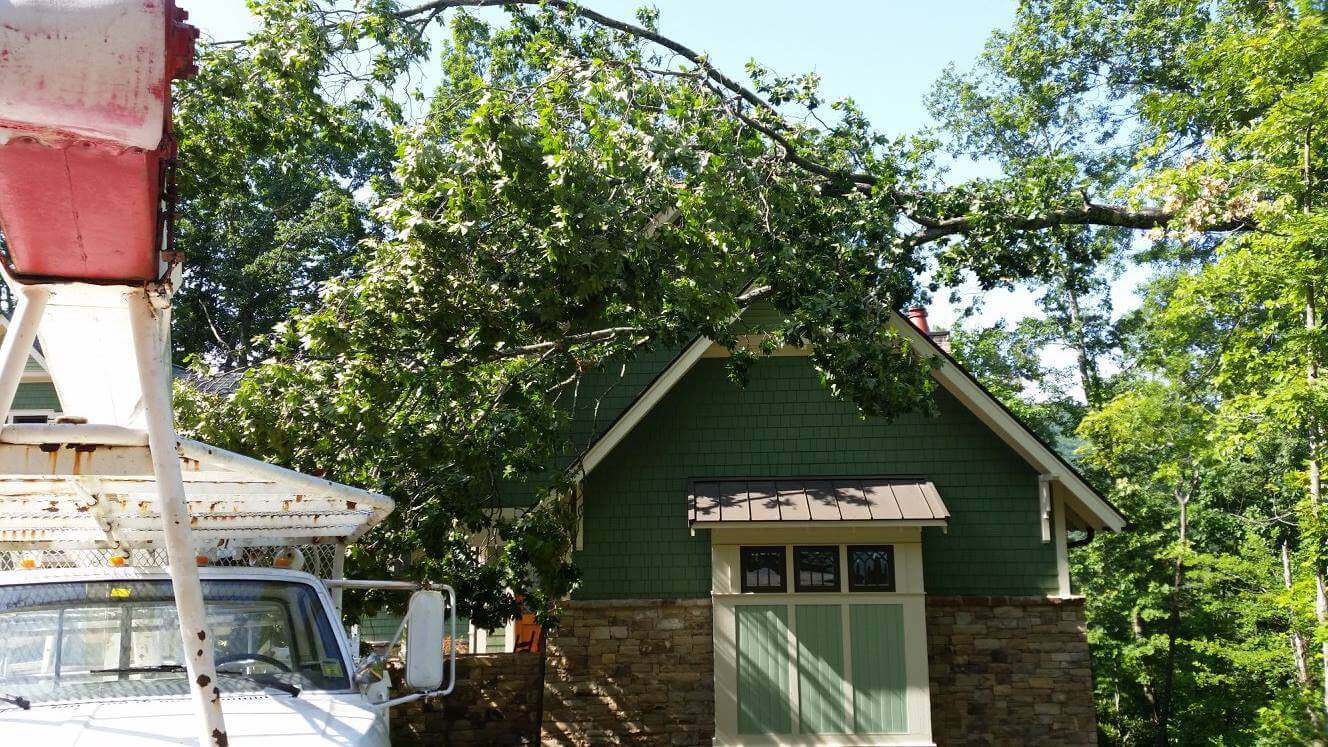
[13,381,59,412]
[496,344,682,508]
[574,356,1056,599]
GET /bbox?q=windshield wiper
[217,671,300,698]
[90,664,187,674]
[87,665,300,698]
[0,692,30,710]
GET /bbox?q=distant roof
[690,476,950,526]
[175,367,245,396]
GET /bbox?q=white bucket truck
[0,3,456,743]
[0,417,457,746]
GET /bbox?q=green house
[0,315,63,423]
[517,307,1124,746]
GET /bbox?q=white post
[0,285,49,422]
[1053,495,1071,597]
[330,543,346,612]
[1038,474,1053,543]
[127,287,227,747]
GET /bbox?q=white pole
[127,287,227,747]
[0,285,49,423]
[330,543,346,612]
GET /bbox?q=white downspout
[127,287,227,747]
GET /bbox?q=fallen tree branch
[902,201,1255,247]
[411,1,1248,239]
[488,284,774,360]
[217,0,1260,246]
[491,326,643,358]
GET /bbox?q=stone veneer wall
[927,595,1098,746]
[391,653,543,746]
[393,596,1098,746]
[540,598,714,746]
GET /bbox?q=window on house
[740,546,786,593]
[847,545,896,592]
[793,545,839,592]
[7,413,51,424]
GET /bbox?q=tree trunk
[1059,237,1101,406]
[1132,608,1163,731]
[1156,491,1189,747]
[1286,540,1313,687]
[1303,124,1327,720]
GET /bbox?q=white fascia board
[887,313,1126,532]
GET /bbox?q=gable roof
[0,313,51,379]
[572,311,1128,533]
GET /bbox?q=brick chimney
[906,306,929,333]
[905,306,952,353]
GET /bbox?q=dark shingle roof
[174,366,246,396]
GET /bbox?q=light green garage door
[735,602,909,737]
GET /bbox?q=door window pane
[794,546,840,592]
[740,546,786,593]
[847,545,895,592]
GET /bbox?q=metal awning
[689,477,950,526]
[0,424,392,550]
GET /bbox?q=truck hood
[0,692,388,746]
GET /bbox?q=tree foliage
[169,3,1328,739]
[931,1,1328,741]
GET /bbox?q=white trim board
[571,312,1126,533]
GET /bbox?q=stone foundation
[393,595,1097,746]
[926,595,1098,746]
[540,598,714,746]
[391,652,543,746]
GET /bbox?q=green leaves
[178,3,941,626]
[167,5,1328,714]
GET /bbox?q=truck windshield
[0,578,350,706]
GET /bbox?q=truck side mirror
[404,590,446,690]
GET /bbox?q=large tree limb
[397,1,801,136]
[492,326,643,358]
[902,201,1254,247]
[221,0,1260,245]
[489,283,775,360]
[405,1,1257,241]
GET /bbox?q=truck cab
[0,564,448,746]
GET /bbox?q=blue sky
[188,1,1139,371]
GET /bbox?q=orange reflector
[195,554,210,566]
[273,557,291,568]
[18,558,37,569]
[109,555,127,567]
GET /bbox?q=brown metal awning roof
[688,477,950,525]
